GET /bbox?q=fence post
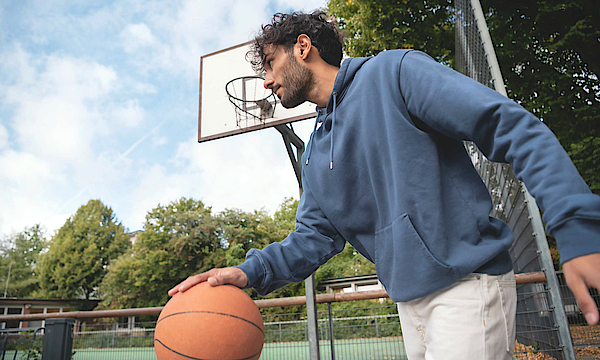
[41,318,75,360]
[305,274,321,360]
[523,186,576,360]
[328,303,335,360]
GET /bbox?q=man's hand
[562,253,600,325]
[168,267,249,297]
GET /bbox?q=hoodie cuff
[553,218,600,264]
[234,250,265,290]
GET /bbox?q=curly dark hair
[248,10,344,73]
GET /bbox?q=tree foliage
[482,0,599,193]
[100,198,291,309]
[37,200,130,299]
[3,196,378,307]
[316,243,376,282]
[328,0,455,64]
[100,198,219,309]
[0,225,47,298]
[467,1,600,263]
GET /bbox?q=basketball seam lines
[154,338,262,360]
[157,310,264,334]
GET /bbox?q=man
[170,11,600,359]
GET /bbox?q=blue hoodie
[237,50,600,302]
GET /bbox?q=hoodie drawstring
[305,92,338,170]
[305,109,320,166]
[329,92,337,170]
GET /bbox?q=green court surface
[68,337,407,360]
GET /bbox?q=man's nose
[264,76,274,90]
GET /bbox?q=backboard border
[198,41,317,143]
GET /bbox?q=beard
[278,53,316,109]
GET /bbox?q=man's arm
[399,51,600,324]
[169,181,346,296]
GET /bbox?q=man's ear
[296,34,312,60]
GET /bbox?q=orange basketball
[154,282,264,360]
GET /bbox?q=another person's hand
[168,267,249,297]
[562,253,600,325]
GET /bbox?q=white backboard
[198,41,317,142]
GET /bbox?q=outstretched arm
[562,253,600,325]
[399,51,600,325]
[168,181,345,297]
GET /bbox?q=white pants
[397,271,516,360]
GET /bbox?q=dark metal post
[328,303,335,360]
[42,318,75,360]
[275,123,321,360]
[305,277,320,360]
[523,185,576,360]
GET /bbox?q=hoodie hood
[305,56,372,168]
[326,56,372,112]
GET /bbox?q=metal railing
[2,271,599,359]
[0,271,563,360]
[0,327,43,359]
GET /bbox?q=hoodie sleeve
[398,50,600,264]
[235,181,346,295]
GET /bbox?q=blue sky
[0,0,325,237]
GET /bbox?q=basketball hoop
[225,76,277,128]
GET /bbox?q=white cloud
[133,82,158,94]
[121,23,157,53]
[152,135,168,147]
[111,0,328,76]
[171,130,303,211]
[274,0,326,11]
[125,163,193,230]
[0,43,36,88]
[0,149,58,185]
[0,44,154,235]
[11,97,94,162]
[1,49,144,165]
[0,149,66,236]
[110,99,145,128]
[130,0,273,76]
[0,125,8,149]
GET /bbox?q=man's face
[263,44,315,108]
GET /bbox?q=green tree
[568,136,600,193]
[482,0,599,193]
[100,198,219,309]
[216,208,287,267]
[0,225,47,298]
[36,200,130,299]
[316,243,376,283]
[273,197,299,230]
[101,197,298,309]
[328,0,455,64]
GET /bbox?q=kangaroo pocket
[374,213,460,302]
